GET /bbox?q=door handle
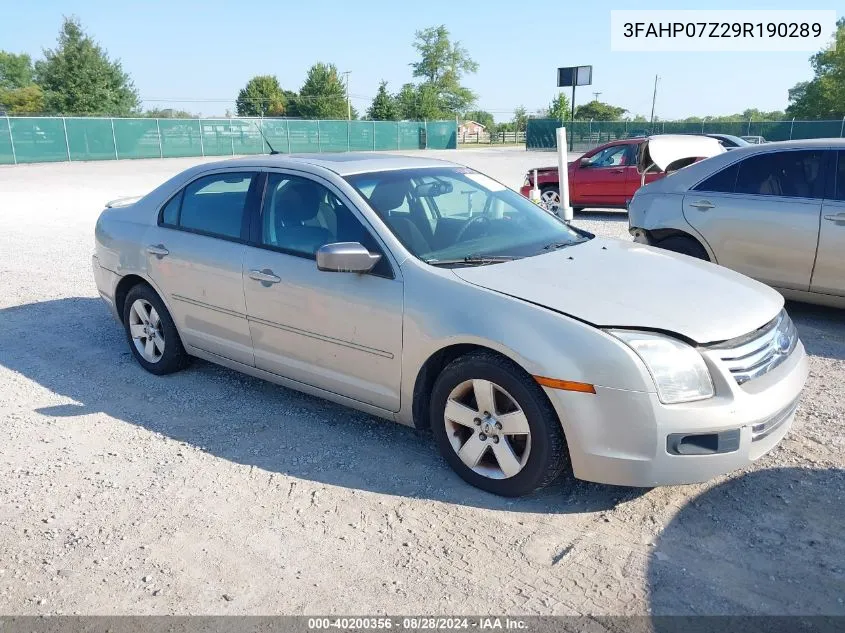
[146,244,169,257]
[611,168,625,173]
[823,213,845,222]
[249,269,281,284]
[689,200,715,210]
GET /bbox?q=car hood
[451,238,783,344]
[637,135,724,173]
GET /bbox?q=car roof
[199,152,457,176]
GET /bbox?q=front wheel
[655,235,709,261]
[430,352,569,497]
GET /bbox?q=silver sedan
[629,138,845,308]
[93,153,807,496]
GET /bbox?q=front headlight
[608,330,714,404]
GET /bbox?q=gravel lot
[0,148,843,616]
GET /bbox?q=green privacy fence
[0,116,458,165]
[526,118,845,152]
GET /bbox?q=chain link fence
[526,118,845,152]
[0,116,458,165]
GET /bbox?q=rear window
[693,162,739,193]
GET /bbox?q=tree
[547,93,571,121]
[0,52,34,89]
[787,18,845,119]
[296,62,348,119]
[143,107,195,118]
[512,106,527,132]
[236,75,287,117]
[410,25,478,116]
[395,83,419,119]
[0,84,44,113]
[282,89,300,117]
[367,81,399,120]
[35,17,139,115]
[464,109,494,130]
[574,100,627,120]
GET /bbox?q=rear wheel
[122,284,190,375]
[430,351,569,497]
[655,235,709,261]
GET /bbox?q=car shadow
[785,300,845,362]
[0,297,643,515]
[647,467,845,616]
[574,209,629,223]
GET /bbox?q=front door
[242,171,404,412]
[682,149,824,291]
[574,143,632,207]
[811,150,845,297]
[146,169,259,366]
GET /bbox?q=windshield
[345,167,590,265]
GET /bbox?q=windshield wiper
[542,238,588,251]
[426,254,517,266]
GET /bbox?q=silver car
[629,139,845,309]
[93,153,808,496]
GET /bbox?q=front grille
[752,398,799,441]
[708,310,798,385]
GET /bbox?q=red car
[520,138,664,211]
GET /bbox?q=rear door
[146,170,259,365]
[811,150,845,296]
[682,149,824,291]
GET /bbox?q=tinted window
[694,162,739,193]
[836,151,845,201]
[261,173,383,261]
[160,191,182,226]
[179,173,256,239]
[735,151,824,198]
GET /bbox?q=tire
[655,235,709,261]
[122,284,190,375]
[430,351,569,497]
[539,186,560,207]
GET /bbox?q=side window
[735,151,824,199]
[178,172,256,239]
[585,145,628,168]
[261,173,385,263]
[836,151,845,201]
[693,162,739,193]
[160,190,182,226]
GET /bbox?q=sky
[0,0,841,121]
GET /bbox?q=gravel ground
[0,149,843,616]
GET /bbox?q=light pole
[649,75,659,133]
[592,92,601,102]
[342,71,351,120]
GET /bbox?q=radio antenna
[253,120,280,155]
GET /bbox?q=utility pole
[649,75,659,133]
[592,92,601,102]
[342,71,351,120]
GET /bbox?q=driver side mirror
[316,242,381,273]
[579,157,592,167]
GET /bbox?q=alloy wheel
[128,298,165,363]
[443,379,531,479]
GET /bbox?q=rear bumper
[544,341,809,487]
[92,254,121,323]
[519,185,531,198]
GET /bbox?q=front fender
[396,260,656,428]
